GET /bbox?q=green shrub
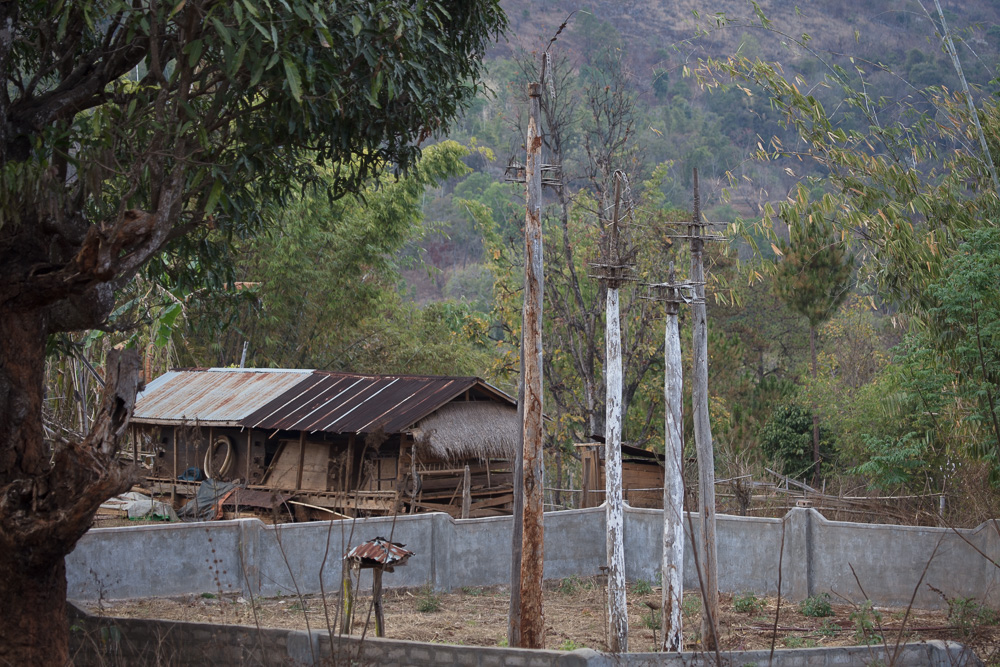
[850,600,882,644]
[818,619,840,637]
[416,587,442,613]
[734,591,766,614]
[682,595,700,618]
[947,597,999,636]
[558,575,581,595]
[557,639,584,651]
[631,579,653,596]
[783,636,816,648]
[799,593,834,617]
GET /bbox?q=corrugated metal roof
[132,368,313,426]
[242,371,515,435]
[345,537,414,568]
[131,368,516,435]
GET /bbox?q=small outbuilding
[130,368,519,519]
[576,441,666,509]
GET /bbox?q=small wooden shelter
[130,368,519,518]
[342,537,414,636]
[576,442,665,509]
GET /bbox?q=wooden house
[576,442,665,509]
[130,368,519,519]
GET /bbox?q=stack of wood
[406,461,513,518]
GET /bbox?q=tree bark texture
[661,299,684,652]
[690,171,719,650]
[0,330,141,665]
[518,81,546,650]
[605,287,628,653]
[508,375,524,646]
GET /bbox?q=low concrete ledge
[68,604,983,666]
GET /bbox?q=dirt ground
[85,576,1000,661]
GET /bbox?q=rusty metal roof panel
[345,537,414,568]
[242,372,514,434]
[132,368,314,426]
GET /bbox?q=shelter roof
[345,536,414,569]
[132,368,516,436]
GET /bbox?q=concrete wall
[67,506,1000,610]
[68,604,982,666]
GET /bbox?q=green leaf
[167,0,187,21]
[205,179,225,215]
[211,18,232,46]
[186,39,203,67]
[283,57,303,102]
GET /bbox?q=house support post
[461,465,471,519]
[295,431,305,492]
[171,428,177,506]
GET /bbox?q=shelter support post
[373,569,385,637]
[340,566,354,635]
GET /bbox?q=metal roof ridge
[202,367,313,373]
[313,370,480,381]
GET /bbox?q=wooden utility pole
[589,172,636,653]
[604,177,628,653]
[690,169,719,649]
[508,381,524,645]
[661,262,684,652]
[517,80,546,649]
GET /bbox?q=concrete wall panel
[67,507,1000,610]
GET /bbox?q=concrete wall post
[780,508,813,602]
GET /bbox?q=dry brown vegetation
[86,577,999,660]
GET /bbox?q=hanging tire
[204,435,234,479]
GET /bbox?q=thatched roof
[411,401,519,462]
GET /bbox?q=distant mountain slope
[495,0,1000,86]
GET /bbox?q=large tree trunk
[0,552,71,661]
[0,311,141,665]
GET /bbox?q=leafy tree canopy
[0,2,505,662]
[1,0,505,331]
